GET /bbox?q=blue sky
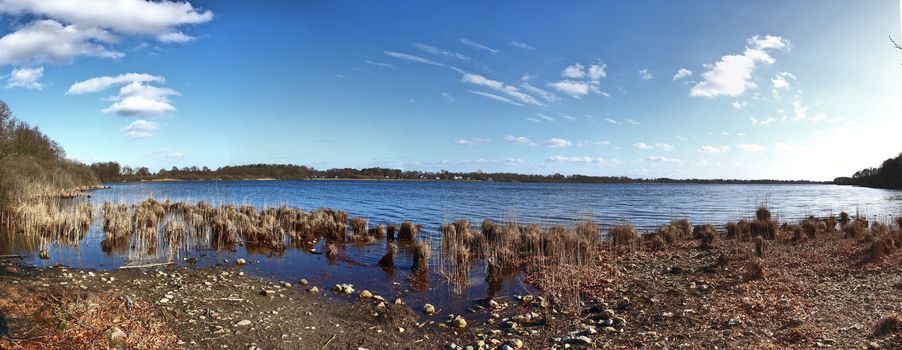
[1,0,901,180]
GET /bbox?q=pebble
[236,320,252,326]
[236,258,247,265]
[423,303,436,315]
[508,339,523,348]
[308,287,319,294]
[451,315,467,328]
[359,290,373,299]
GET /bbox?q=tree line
[90,161,826,185]
[0,101,98,207]
[835,152,902,189]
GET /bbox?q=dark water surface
[4,180,902,312]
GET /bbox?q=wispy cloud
[546,156,620,165]
[509,41,534,50]
[441,92,456,102]
[549,62,607,98]
[749,116,776,125]
[520,82,559,103]
[633,142,653,150]
[605,118,619,125]
[505,134,533,145]
[460,38,499,54]
[467,90,522,106]
[638,69,653,80]
[672,68,692,81]
[594,140,611,146]
[690,35,789,98]
[646,156,681,163]
[453,138,490,146]
[365,60,396,69]
[626,119,640,125]
[4,66,44,89]
[535,113,556,122]
[122,119,160,139]
[384,51,444,66]
[462,73,544,106]
[542,137,572,148]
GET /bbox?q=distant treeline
[835,152,902,189]
[0,101,98,207]
[90,161,825,185]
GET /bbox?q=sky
[1,0,902,181]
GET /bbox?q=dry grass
[610,225,640,251]
[0,284,177,349]
[872,314,902,337]
[398,221,419,241]
[412,239,430,272]
[693,224,717,249]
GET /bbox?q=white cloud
[594,140,611,146]
[414,43,473,63]
[69,73,178,116]
[0,19,122,65]
[550,62,607,98]
[504,134,532,145]
[509,41,534,50]
[634,142,672,151]
[558,114,576,122]
[698,145,731,153]
[771,71,795,89]
[638,69,653,80]
[157,31,194,43]
[690,35,789,98]
[462,73,543,106]
[626,119,640,125]
[605,118,619,125]
[633,142,653,150]
[738,143,767,152]
[453,138,489,146]
[542,138,572,148]
[749,116,776,125]
[467,90,522,106]
[546,156,619,165]
[732,100,747,109]
[672,68,692,81]
[4,66,43,89]
[459,38,499,54]
[0,0,212,36]
[0,0,212,65]
[102,82,179,116]
[646,156,681,163]
[791,100,808,121]
[440,92,455,102]
[122,119,160,138]
[67,72,163,94]
[524,117,541,123]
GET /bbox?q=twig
[0,254,25,259]
[322,334,336,349]
[207,297,244,302]
[118,262,173,269]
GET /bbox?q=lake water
[3,180,902,311]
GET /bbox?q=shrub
[754,235,765,257]
[350,216,368,236]
[872,314,902,337]
[412,240,430,272]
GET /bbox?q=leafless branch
[891,35,902,50]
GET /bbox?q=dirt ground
[1,229,901,349]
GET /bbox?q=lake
[3,180,901,311]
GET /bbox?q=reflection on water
[2,180,901,313]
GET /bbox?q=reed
[398,221,420,241]
[671,219,691,239]
[412,239,430,272]
[693,224,717,249]
[610,225,640,251]
[754,235,765,258]
[379,242,396,268]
